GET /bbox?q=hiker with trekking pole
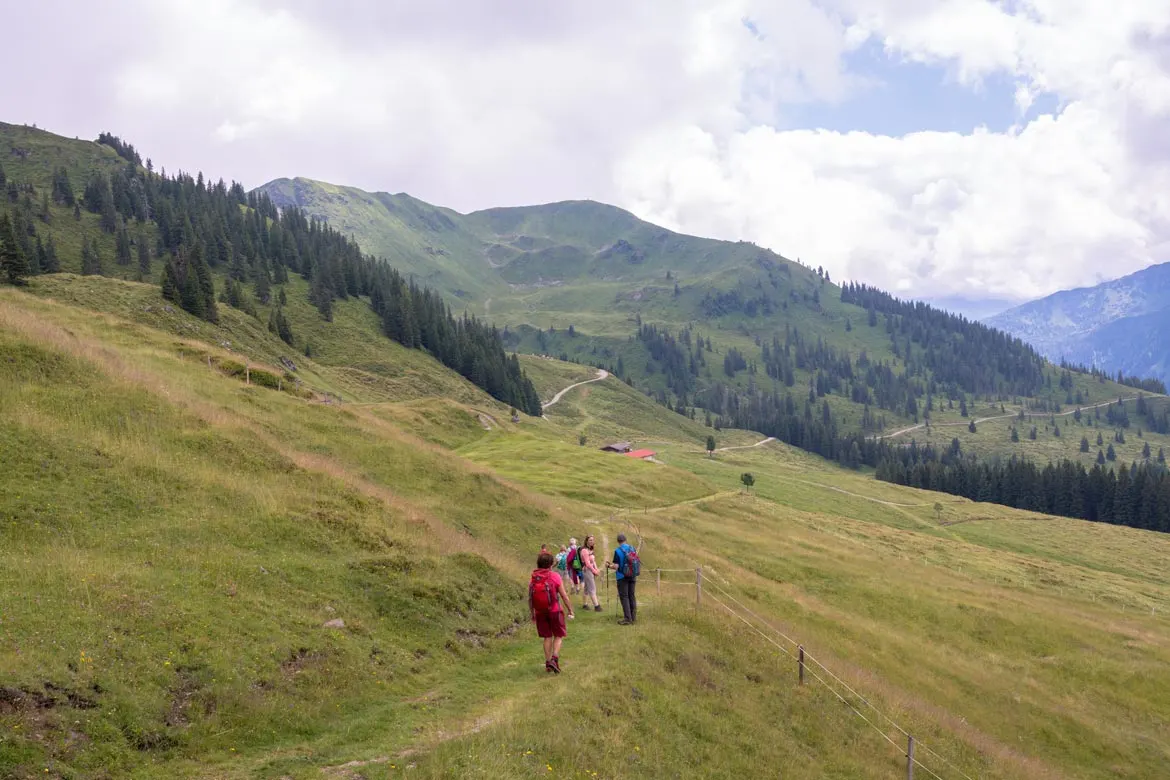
[605,533,641,625]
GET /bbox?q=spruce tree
[1159,447,1166,465]
[34,236,47,275]
[1080,436,1090,453]
[1097,432,1104,446]
[80,236,103,275]
[1143,441,1151,459]
[254,265,271,304]
[1097,450,1106,465]
[116,224,132,265]
[179,263,205,319]
[0,213,30,285]
[1106,443,1117,461]
[42,234,60,273]
[278,286,287,306]
[1011,427,1019,443]
[137,231,151,279]
[191,245,217,323]
[161,257,180,302]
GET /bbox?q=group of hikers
[529,534,640,673]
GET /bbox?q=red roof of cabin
[625,449,656,459]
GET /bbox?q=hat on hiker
[616,533,627,543]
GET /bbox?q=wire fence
[639,566,979,780]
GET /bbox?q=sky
[5,0,1170,308]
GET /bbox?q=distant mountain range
[986,262,1170,383]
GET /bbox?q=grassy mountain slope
[256,175,1144,451]
[0,122,158,280]
[5,278,1170,779]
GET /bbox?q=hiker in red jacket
[529,551,575,673]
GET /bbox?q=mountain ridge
[987,261,1170,381]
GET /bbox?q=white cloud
[616,0,1170,301]
[4,0,1170,301]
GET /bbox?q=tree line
[0,135,541,415]
[876,440,1170,534]
[841,282,1048,398]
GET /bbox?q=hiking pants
[617,577,637,622]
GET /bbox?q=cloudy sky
[6,1,1170,308]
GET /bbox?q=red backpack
[529,569,559,614]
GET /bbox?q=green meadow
[2,278,1169,779]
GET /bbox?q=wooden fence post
[907,735,915,780]
[245,363,250,385]
[656,568,661,598]
[798,646,805,685]
[695,567,702,608]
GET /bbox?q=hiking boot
[549,656,561,674]
[594,605,602,612]
[617,619,631,625]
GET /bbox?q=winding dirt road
[871,395,1149,442]
[542,369,609,410]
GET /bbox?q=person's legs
[616,578,633,622]
[543,636,553,662]
[582,570,594,608]
[548,613,566,672]
[628,578,637,622]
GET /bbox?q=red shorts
[534,610,566,638]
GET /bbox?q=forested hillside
[3,122,1162,478]
[0,124,540,416]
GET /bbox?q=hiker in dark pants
[606,533,638,624]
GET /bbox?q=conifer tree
[1080,436,1090,453]
[116,223,132,265]
[42,234,59,273]
[81,236,104,275]
[1106,443,1117,461]
[0,213,30,285]
[1097,449,1106,465]
[137,231,151,279]
[161,257,180,302]
[1143,441,1151,459]
[254,264,271,304]
[51,166,74,205]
